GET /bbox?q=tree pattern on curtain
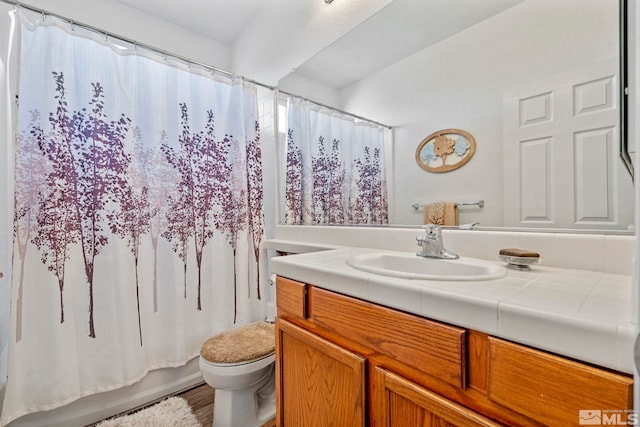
[31,73,132,339]
[246,121,264,300]
[310,136,346,224]
[13,110,48,343]
[285,102,389,225]
[285,129,303,225]
[351,145,387,224]
[13,72,264,342]
[161,105,231,313]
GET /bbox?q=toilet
[199,321,276,427]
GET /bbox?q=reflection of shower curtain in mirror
[285,98,389,225]
[1,11,266,425]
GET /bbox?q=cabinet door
[372,367,501,427]
[275,318,366,427]
[487,337,633,426]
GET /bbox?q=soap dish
[498,255,541,271]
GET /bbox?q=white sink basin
[347,252,506,281]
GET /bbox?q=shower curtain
[0,4,17,403]
[1,11,265,425]
[284,97,389,225]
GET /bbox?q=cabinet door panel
[487,337,633,426]
[276,318,366,427]
[373,367,501,427]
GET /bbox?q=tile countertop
[269,245,635,374]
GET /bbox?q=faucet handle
[459,222,479,230]
[423,223,442,238]
[416,224,459,260]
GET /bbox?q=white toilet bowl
[199,321,276,427]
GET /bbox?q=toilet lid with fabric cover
[200,321,275,364]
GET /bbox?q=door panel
[275,319,366,426]
[503,64,632,229]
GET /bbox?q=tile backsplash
[274,225,635,275]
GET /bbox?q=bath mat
[96,396,201,427]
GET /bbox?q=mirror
[277,0,634,233]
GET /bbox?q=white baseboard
[6,357,204,427]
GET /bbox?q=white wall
[338,0,617,227]
[279,72,342,108]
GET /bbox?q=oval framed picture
[415,128,476,173]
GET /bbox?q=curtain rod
[1,0,276,91]
[279,90,391,129]
[2,0,392,130]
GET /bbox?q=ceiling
[113,0,268,44]
[289,0,525,88]
[113,0,525,89]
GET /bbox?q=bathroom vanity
[270,246,634,426]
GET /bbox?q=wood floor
[92,382,275,427]
[179,382,276,427]
[180,382,215,426]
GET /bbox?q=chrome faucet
[416,224,459,260]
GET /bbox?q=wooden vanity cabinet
[277,319,366,426]
[275,276,633,426]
